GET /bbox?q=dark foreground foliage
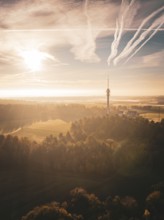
[21,187,164,220]
[0,115,164,220]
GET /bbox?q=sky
[0,0,164,97]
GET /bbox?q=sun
[20,49,45,72]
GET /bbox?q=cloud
[0,0,163,67]
[124,50,164,69]
[107,0,140,66]
[0,0,118,64]
[113,5,164,66]
[142,50,164,68]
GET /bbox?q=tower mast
[106,72,110,115]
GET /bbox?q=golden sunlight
[20,49,45,72]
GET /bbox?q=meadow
[12,119,71,142]
[140,113,164,122]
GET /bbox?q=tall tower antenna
[159,107,161,122]
[106,72,110,115]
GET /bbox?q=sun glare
[20,49,45,72]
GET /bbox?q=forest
[0,103,104,132]
[0,105,164,220]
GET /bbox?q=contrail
[107,0,136,66]
[84,0,93,50]
[113,5,164,65]
[82,0,99,62]
[70,0,99,62]
[107,0,126,66]
[107,0,124,65]
[2,28,164,32]
[124,21,164,64]
[127,6,164,47]
[84,0,90,25]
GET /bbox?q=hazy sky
[0,0,164,97]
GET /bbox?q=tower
[106,74,110,115]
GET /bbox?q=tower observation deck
[106,87,110,115]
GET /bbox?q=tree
[21,202,75,220]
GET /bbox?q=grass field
[140,113,164,122]
[13,119,71,142]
